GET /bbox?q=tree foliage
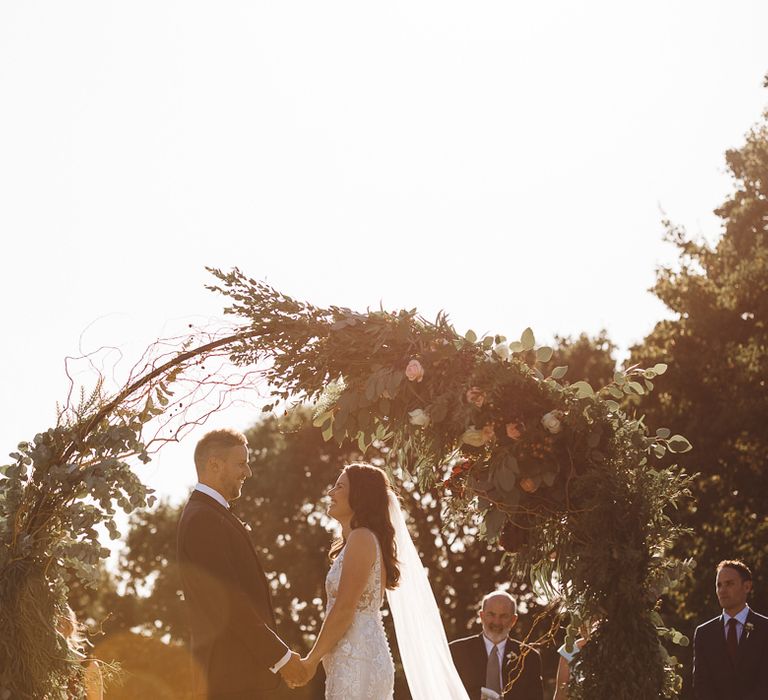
[630,103,768,695]
[551,331,618,391]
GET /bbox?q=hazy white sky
[2,1,767,507]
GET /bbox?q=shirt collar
[194,483,229,510]
[723,605,750,626]
[482,634,507,656]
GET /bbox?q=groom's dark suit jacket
[449,633,543,700]
[692,608,768,700]
[177,490,289,699]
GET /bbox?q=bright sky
[2,1,767,509]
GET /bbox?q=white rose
[541,411,563,434]
[493,343,510,360]
[408,408,430,427]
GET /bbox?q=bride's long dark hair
[329,463,401,590]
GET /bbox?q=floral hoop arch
[0,268,691,699]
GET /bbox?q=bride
[297,462,469,699]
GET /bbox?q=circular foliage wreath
[0,268,692,699]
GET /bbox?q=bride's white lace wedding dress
[322,535,394,699]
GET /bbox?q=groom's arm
[182,510,289,670]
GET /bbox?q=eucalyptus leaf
[313,410,332,428]
[483,508,507,541]
[571,381,595,398]
[550,366,568,380]
[520,328,535,351]
[667,435,692,453]
[606,385,624,399]
[542,471,557,487]
[494,463,517,492]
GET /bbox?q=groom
[177,428,307,699]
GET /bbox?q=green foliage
[0,268,696,699]
[209,269,693,699]
[550,331,618,390]
[630,102,768,695]
[0,347,215,698]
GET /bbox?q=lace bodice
[325,536,384,615]
[322,531,394,699]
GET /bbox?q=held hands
[299,655,319,683]
[279,652,310,689]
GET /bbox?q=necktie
[486,645,502,694]
[726,618,739,664]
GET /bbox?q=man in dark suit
[450,591,543,700]
[693,559,768,700]
[177,428,307,699]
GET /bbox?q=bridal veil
[385,492,470,700]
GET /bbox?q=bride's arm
[303,528,377,673]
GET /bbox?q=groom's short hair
[194,429,248,477]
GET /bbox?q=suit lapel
[712,614,730,664]
[737,610,760,670]
[502,637,523,697]
[224,508,273,609]
[190,491,274,621]
[475,634,488,685]
[191,491,260,559]
[503,636,517,670]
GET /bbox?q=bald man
[450,591,543,700]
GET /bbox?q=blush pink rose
[405,359,425,382]
[481,424,496,443]
[505,422,523,440]
[466,386,486,408]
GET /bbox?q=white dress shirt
[723,605,750,642]
[194,482,229,509]
[482,635,506,690]
[193,483,291,674]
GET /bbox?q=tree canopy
[631,103,768,697]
